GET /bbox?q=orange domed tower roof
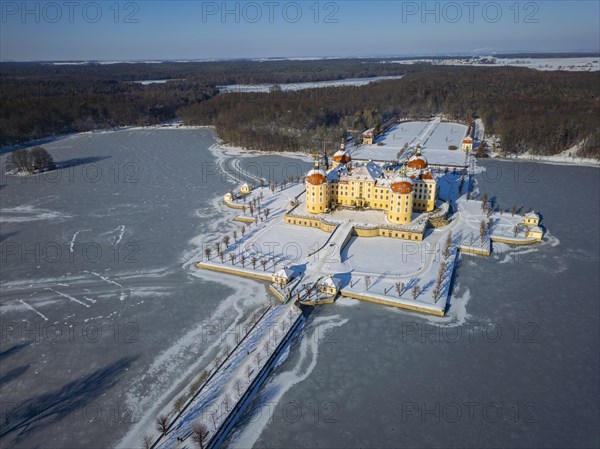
[333,149,351,164]
[391,175,413,194]
[407,155,428,170]
[306,168,327,185]
[421,170,434,180]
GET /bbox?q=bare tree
[480,220,487,243]
[438,262,447,282]
[246,364,253,380]
[210,409,219,430]
[7,148,32,173]
[263,339,271,354]
[241,225,246,237]
[233,230,238,241]
[234,378,244,397]
[443,232,453,259]
[264,208,270,219]
[223,235,231,247]
[395,282,404,297]
[142,435,152,449]
[31,147,55,171]
[251,256,258,269]
[511,205,517,216]
[412,285,420,300]
[215,242,221,253]
[174,396,186,414]
[260,259,268,271]
[364,275,372,290]
[255,352,262,368]
[240,254,246,267]
[155,414,169,435]
[204,247,212,261]
[481,193,488,212]
[213,354,222,371]
[222,394,231,413]
[199,370,209,384]
[229,253,236,265]
[219,251,225,263]
[191,422,210,449]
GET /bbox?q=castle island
[162,117,549,448]
[197,117,546,317]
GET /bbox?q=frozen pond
[218,75,404,93]
[1,131,598,448]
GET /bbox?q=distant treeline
[181,65,600,158]
[0,59,408,83]
[0,78,218,145]
[1,61,598,158]
[0,59,408,146]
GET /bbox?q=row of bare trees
[147,307,270,447]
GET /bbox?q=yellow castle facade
[305,145,437,224]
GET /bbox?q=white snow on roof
[307,168,327,177]
[273,266,294,279]
[525,212,540,219]
[319,275,341,288]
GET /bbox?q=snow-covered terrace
[351,119,471,168]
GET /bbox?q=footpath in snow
[150,302,302,449]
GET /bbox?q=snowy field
[350,121,429,161]
[385,56,600,71]
[218,75,404,93]
[351,119,470,166]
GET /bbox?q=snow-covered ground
[218,75,404,93]
[149,303,302,448]
[493,149,600,167]
[384,56,600,71]
[351,119,470,167]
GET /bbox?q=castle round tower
[332,139,351,168]
[387,173,414,224]
[407,144,428,170]
[306,160,328,214]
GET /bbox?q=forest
[1,60,598,158]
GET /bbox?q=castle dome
[391,174,413,194]
[306,168,327,185]
[333,149,351,164]
[407,154,428,170]
[421,170,434,180]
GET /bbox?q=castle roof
[319,275,341,289]
[407,154,428,170]
[306,168,327,185]
[333,149,352,164]
[390,173,414,194]
[273,266,295,280]
[351,161,384,181]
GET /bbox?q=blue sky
[1,1,598,61]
